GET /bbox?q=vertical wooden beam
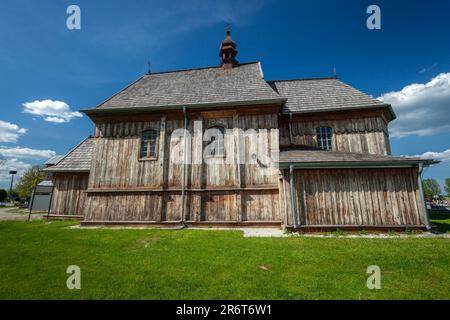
[278,170,288,226]
[289,165,298,227]
[159,116,167,222]
[233,113,243,222]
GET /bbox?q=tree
[15,166,44,198]
[0,189,7,202]
[445,178,450,196]
[8,189,19,201]
[422,179,441,200]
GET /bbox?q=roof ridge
[268,77,337,83]
[146,61,261,76]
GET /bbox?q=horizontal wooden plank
[85,186,279,193]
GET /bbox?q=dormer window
[316,126,333,150]
[140,129,158,159]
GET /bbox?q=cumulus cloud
[410,149,450,162]
[0,147,56,188]
[0,120,27,143]
[0,158,32,187]
[0,146,56,159]
[378,73,450,138]
[22,99,83,123]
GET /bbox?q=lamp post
[8,170,17,202]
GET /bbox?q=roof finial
[219,23,238,69]
[146,61,152,75]
[333,66,338,78]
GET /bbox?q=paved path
[0,207,43,221]
[242,228,287,237]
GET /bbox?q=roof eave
[282,103,397,120]
[42,168,90,173]
[81,98,286,116]
[277,159,433,169]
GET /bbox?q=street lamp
[8,170,17,202]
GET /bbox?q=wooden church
[44,28,436,230]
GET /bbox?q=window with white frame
[140,129,158,159]
[316,126,333,150]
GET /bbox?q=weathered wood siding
[280,114,391,155]
[84,190,280,222]
[90,120,164,188]
[280,167,425,226]
[85,110,280,222]
[50,173,89,216]
[90,114,279,189]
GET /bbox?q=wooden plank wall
[90,120,163,189]
[85,112,281,222]
[279,116,391,155]
[280,167,425,226]
[50,173,89,216]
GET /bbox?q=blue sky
[0,0,449,189]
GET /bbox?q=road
[0,207,44,221]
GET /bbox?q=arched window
[205,126,225,157]
[316,127,333,150]
[140,129,158,159]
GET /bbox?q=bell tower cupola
[219,24,238,69]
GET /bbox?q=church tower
[219,25,238,69]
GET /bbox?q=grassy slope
[0,220,448,300]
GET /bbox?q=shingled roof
[44,155,64,166]
[44,137,93,172]
[268,78,395,118]
[83,62,283,113]
[81,59,396,119]
[278,149,435,168]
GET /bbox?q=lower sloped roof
[43,137,93,172]
[278,149,437,168]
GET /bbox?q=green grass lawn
[430,213,450,233]
[0,220,449,300]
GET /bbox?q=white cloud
[410,149,450,162]
[0,146,56,159]
[0,158,32,188]
[22,99,83,123]
[378,73,450,138]
[0,120,27,143]
[0,147,56,188]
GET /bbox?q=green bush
[0,189,7,202]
